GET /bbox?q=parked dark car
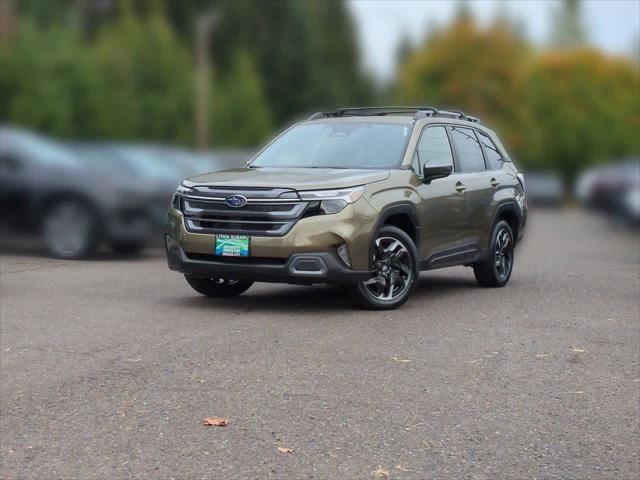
[522,171,564,207]
[576,159,640,225]
[0,127,157,258]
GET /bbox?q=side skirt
[419,243,488,271]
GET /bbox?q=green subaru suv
[166,107,527,309]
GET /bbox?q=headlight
[172,183,193,210]
[171,193,181,210]
[299,186,364,215]
[176,183,193,195]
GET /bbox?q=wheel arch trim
[368,202,420,268]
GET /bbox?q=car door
[475,129,513,246]
[411,125,468,263]
[447,125,492,253]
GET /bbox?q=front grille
[180,193,308,237]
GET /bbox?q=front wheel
[473,220,514,287]
[353,226,419,310]
[184,275,253,298]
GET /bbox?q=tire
[184,275,253,298]
[353,225,419,310]
[110,241,146,255]
[42,200,100,259]
[473,220,514,287]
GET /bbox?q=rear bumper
[165,235,372,285]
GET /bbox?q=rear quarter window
[449,126,485,172]
[476,130,504,170]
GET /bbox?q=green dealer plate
[215,235,250,257]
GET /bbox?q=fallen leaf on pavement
[392,356,411,363]
[277,447,293,453]
[395,464,412,471]
[571,348,585,353]
[373,465,389,478]
[203,417,228,427]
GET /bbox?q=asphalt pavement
[1,209,639,479]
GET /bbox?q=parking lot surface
[1,210,639,479]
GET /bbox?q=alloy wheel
[362,236,414,301]
[43,202,94,258]
[494,227,513,281]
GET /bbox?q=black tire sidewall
[489,220,514,286]
[184,275,254,298]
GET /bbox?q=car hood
[183,168,390,191]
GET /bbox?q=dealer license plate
[215,235,250,257]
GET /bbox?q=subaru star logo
[225,194,247,208]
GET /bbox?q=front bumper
[165,199,378,284]
[166,236,371,285]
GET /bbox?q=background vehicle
[166,107,527,309]
[576,158,640,225]
[522,171,564,207]
[0,127,161,258]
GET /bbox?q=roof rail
[308,106,480,123]
[450,110,480,123]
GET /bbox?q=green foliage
[92,4,194,144]
[0,22,104,138]
[210,51,272,147]
[396,15,640,180]
[396,16,531,155]
[522,49,640,181]
[210,0,373,124]
[1,0,372,146]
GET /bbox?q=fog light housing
[337,243,351,267]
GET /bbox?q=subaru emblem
[225,194,247,208]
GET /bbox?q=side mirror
[422,164,452,184]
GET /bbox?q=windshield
[251,122,412,169]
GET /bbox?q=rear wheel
[473,220,514,287]
[353,226,418,310]
[42,200,100,259]
[184,275,253,298]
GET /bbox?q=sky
[348,0,640,80]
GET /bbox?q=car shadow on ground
[167,272,480,314]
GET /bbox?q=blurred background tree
[0,0,638,182]
[210,50,272,147]
[92,1,194,144]
[522,49,640,182]
[395,11,532,156]
[549,0,587,49]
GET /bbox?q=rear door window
[449,126,486,172]
[476,130,503,170]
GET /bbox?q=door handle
[455,181,466,193]
[490,178,500,188]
